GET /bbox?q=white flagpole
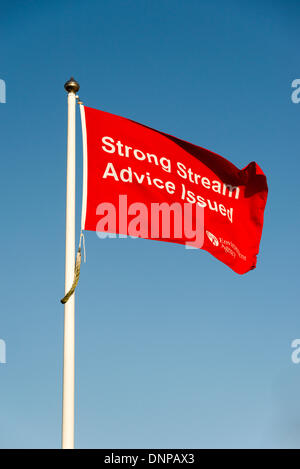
[62,77,80,449]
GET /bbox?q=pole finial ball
[64,77,80,93]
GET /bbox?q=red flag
[80,105,268,274]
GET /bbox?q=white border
[79,104,88,230]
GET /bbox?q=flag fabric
[80,105,268,274]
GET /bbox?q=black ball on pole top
[64,77,80,93]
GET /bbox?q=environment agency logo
[206,230,219,246]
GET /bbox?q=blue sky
[1,0,300,449]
